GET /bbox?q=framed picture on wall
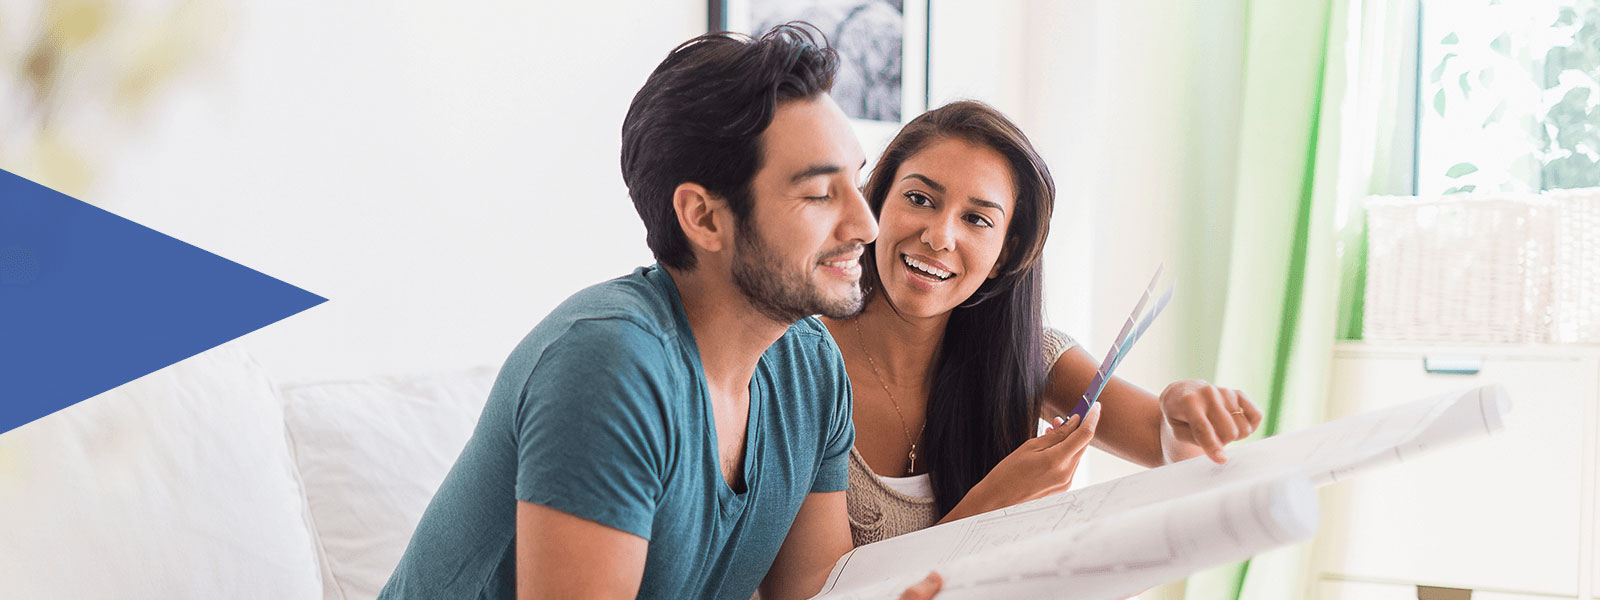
[710,0,930,155]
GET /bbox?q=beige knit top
[845,327,1078,547]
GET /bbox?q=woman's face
[873,137,1017,318]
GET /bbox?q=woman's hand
[1158,379,1262,464]
[941,403,1102,523]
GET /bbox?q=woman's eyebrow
[902,173,1006,215]
[900,173,946,194]
[968,197,1006,215]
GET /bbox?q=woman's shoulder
[1042,326,1078,367]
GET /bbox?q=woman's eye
[805,194,831,202]
[904,191,933,207]
[965,214,994,228]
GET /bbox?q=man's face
[730,95,877,323]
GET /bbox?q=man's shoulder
[498,267,686,386]
[772,315,829,347]
[760,316,846,390]
[768,316,841,361]
[553,266,682,337]
[783,315,829,339]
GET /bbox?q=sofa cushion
[0,345,324,599]
[280,365,495,600]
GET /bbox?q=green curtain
[1176,0,1421,597]
[1181,0,1360,597]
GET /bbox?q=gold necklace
[852,320,926,475]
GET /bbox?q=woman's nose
[920,217,956,252]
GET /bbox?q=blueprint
[810,384,1511,600]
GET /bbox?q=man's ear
[673,182,732,256]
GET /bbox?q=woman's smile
[900,252,957,290]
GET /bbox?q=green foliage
[1549,88,1594,150]
[1556,6,1578,26]
[1445,163,1479,178]
[1490,33,1512,56]
[1540,2,1600,190]
[1423,1,1600,193]
[1543,153,1600,187]
[1431,53,1456,83]
[1483,100,1507,127]
[1543,8,1600,91]
[1531,114,1552,148]
[1545,46,1568,88]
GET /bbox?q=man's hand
[898,572,942,599]
[1158,379,1262,463]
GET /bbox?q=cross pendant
[907,445,917,475]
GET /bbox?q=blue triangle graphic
[0,168,326,435]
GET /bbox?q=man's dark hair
[621,23,839,270]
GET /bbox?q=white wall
[88,2,701,382]
[1065,0,1246,386]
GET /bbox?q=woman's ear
[989,239,1014,279]
[673,182,732,257]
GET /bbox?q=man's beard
[730,223,865,323]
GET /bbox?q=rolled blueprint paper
[814,475,1319,600]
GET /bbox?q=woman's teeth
[903,255,953,281]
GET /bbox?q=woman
[820,101,1262,546]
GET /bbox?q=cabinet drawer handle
[1422,355,1483,375]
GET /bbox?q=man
[380,25,939,599]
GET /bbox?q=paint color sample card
[1071,265,1176,419]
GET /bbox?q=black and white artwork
[713,0,927,124]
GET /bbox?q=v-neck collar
[651,265,764,510]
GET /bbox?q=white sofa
[0,343,496,599]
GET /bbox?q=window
[1416,0,1600,194]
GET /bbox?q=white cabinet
[1321,577,1575,600]
[1318,578,1562,599]
[1318,579,1419,599]
[1313,343,1600,599]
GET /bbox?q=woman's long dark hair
[858,100,1056,515]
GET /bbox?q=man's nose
[842,185,878,244]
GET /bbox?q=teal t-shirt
[379,265,854,599]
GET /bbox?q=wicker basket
[1549,188,1600,344]
[1362,189,1599,344]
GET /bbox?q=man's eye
[805,194,831,202]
